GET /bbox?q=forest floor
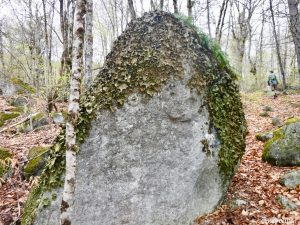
[0,91,299,225]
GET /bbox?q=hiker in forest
[267,70,279,99]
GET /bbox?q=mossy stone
[23,146,49,178]
[0,112,20,127]
[256,131,273,142]
[0,146,12,178]
[22,11,247,224]
[262,122,300,166]
[10,77,35,94]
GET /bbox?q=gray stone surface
[0,80,16,96]
[51,112,65,124]
[280,170,300,189]
[276,195,298,211]
[34,66,224,225]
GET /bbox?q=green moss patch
[11,77,35,94]
[0,147,12,177]
[0,112,20,127]
[23,146,49,179]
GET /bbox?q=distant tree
[173,0,179,13]
[128,0,136,19]
[287,0,300,79]
[269,0,286,91]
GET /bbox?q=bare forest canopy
[0,0,300,96]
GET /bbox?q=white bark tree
[84,0,93,87]
[60,0,87,224]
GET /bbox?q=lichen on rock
[22,11,246,225]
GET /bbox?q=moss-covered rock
[0,146,12,178]
[262,121,300,166]
[10,77,35,94]
[23,146,49,179]
[50,112,65,124]
[18,112,48,133]
[256,131,273,142]
[9,95,29,107]
[0,111,20,127]
[22,11,247,224]
[280,170,300,189]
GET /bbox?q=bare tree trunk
[60,0,86,224]
[269,0,286,91]
[150,0,156,10]
[215,0,229,43]
[187,0,194,18]
[84,0,93,87]
[173,0,178,13]
[42,0,51,87]
[160,0,164,10]
[288,0,300,80]
[128,0,136,20]
[206,0,211,37]
[0,23,5,77]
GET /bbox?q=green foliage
[175,14,234,74]
[0,112,20,127]
[10,76,35,94]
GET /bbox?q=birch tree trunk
[269,0,286,91]
[84,0,93,87]
[288,0,300,79]
[60,0,86,224]
[128,0,136,20]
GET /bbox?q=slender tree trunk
[84,0,93,87]
[128,0,136,20]
[207,0,211,37]
[215,0,229,43]
[0,23,5,77]
[269,0,286,90]
[160,0,164,10]
[42,0,51,87]
[60,0,86,224]
[173,0,178,13]
[187,0,194,18]
[287,0,300,80]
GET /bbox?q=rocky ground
[0,91,299,225]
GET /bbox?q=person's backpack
[268,73,278,85]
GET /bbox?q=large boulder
[262,118,300,166]
[22,12,246,225]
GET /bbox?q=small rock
[10,96,29,107]
[230,198,247,210]
[280,170,300,189]
[258,200,265,205]
[259,112,269,117]
[262,106,273,112]
[256,132,273,142]
[51,112,65,124]
[271,117,282,127]
[276,195,298,211]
